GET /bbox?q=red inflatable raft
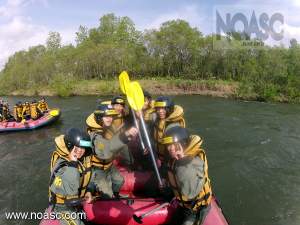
[40,164,229,225]
[0,109,60,133]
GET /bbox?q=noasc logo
[214,6,285,47]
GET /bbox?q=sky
[0,0,300,69]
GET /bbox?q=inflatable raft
[0,109,60,133]
[40,163,229,225]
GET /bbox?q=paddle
[119,71,146,151]
[68,195,160,207]
[124,80,163,187]
[132,202,169,224]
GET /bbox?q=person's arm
[92,129,134,160]
[45,102,49,110]
[176,157,205,200]
[49,164,81,205]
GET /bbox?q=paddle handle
[131,108,146,150]
[139,111,163,186]
[140,202,169,219]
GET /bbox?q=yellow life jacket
[49,135,92,204]
[38,101,48,112]
[86,113,102,134]
[143,100,155,122]
[13,106,23,121]
[1,106,10,121]
[86,113,116,170]
[154,105,186,158]
[22,104,30,116]
[30,103,39,120]
[167,135,212,211]
[86,113,116,140]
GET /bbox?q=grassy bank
[5,79,237,97]
[3,78,299,103]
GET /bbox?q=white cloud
[0,0,73,70]
[144,5,207,32]
[290,0,300,7]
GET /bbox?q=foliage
[0,13,300,102]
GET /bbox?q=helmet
[64,128,92,152]
[161,126,189,146]
[154,96,174,115]
[94,104,118,124]
[97,99,111,106]
[111,96,125,105]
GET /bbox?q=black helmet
[161,126,189,146]
[94,104,118,124]
[111,96,125,105]
[154,96,174,115]
[64,128,92,153]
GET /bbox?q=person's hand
[125,127,138,138]
[135,111,142,119]
[69,151,78,162]
[143,147,149,155]
[84,192,93,204]
[158,178,167,190]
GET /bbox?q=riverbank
[2,78,299,103]
[6,79,237,97]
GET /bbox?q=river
[0,96,300,225]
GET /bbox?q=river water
[0,96,300,225]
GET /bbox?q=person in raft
[38,97,49,113]
[161,126,212,225]
[13,101,23,122]
[88,104,138,199]
[48,128,94,225]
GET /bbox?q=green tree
[75,25,89,45]
[46,31,62,50]
[144,19,203,77]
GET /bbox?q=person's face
[156,107,166,119]
[167,143,184,160]
[71,146,86,160]
[113,104,124,114]
[102,116,113,127]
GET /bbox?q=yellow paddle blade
[50,109,59,117]
[127,81,145,111]
[119,71,130,94]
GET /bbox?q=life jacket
[86,113,117,170]
[143,100,155,122]
[38,101,48,112]
[86,113,116,140]
[1,105,10,121]
[30,103,39,120]
[49,135,92,205]
[13,106,23,121]
[154,105,186,158]
[22,104,31,116]
[167,135,212,211]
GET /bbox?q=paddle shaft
[131,108,146,150]
[139,111,163,186]
[139,202,169,219]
